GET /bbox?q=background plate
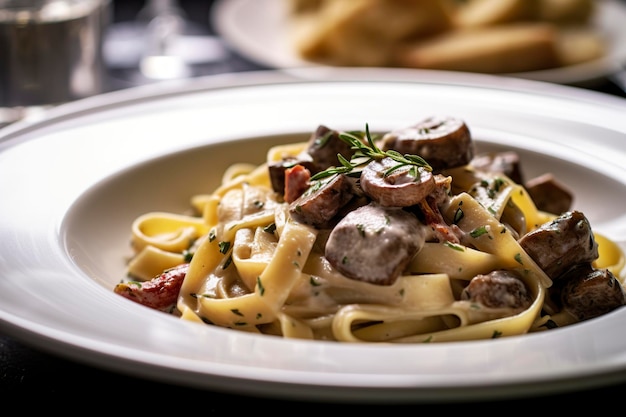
[1,68,626,403]
[212,0,626,86]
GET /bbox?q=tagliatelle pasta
[117,119,626,343]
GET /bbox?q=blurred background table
[103,0,270,89]
[1,0,626,409]
[105,0,626,96]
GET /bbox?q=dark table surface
[2,0,626,408]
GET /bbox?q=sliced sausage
[460,269,532,310]
[268,125,354,195]
[325,203,426,285]
[525,173,573,215]
[379,116,474,171]
[359,156,435,207]
[560,264,626,321]
[289,174,357,228]
[268,156,315,195]
[306,125,355,172]
[470,151,524,184]
[518,210,598,280]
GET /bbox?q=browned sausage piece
[460,270,532,311]
[470,151,524,184]
[306,125,355,172]
[360,156,435,207]
[289,174,356,228]
[268,125,352,195]
[518,210,598,280]
[525,173,573,215]
[379,116,474,171]
[268,156,315,195]
[325,203,426,285]
[560,264,626,321]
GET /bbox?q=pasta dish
[115,116,625,343]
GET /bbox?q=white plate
[1,68,626,403]
[212,0,626,86]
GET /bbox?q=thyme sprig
[310,124,432,181]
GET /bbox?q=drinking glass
[0,0,111,126]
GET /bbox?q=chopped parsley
[256,276,265,296]
[469,225,489,238]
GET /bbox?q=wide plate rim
[1,68,626,403]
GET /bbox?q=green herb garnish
[310,124,432,181]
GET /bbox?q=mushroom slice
[360,156,435,207]
[379,116,474,171]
